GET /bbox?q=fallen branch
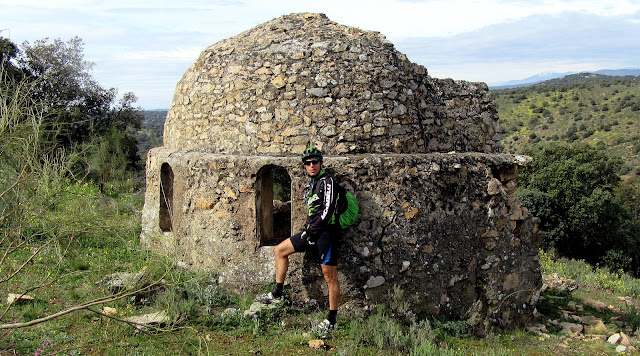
[0,269,169,329]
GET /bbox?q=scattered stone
[308,339,325,349]
[365,275,385,289]
[526,323,550,339]
[559,322,583,336]
[567,301,581,311]
[6,293,35,305]
[583,297,608,312]
[270,76,286,89]
[403,207,419,220]
[619,332,631,346]
[542,273,579,293]
[195,196,214,209]
[306,88,328,97]
[100,268,146,294]
[243,301,278,317]
[583,317,608,335]
[560,309,582,322]
[581,315,602,325]
[401,261,411,272]
[616,345,627,353]
[102,306,118,315]
[126,310,170,329]
[487,178,502,195]
[608,333,622,345]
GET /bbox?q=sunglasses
[304,160,320,166]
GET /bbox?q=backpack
[336,184,359,229]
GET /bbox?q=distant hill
[137,110,168,159]
[492,71,576,89]
[141,109,168,126]
[490,69,640,89]
[535,72,640,86]
[491,74,640,176]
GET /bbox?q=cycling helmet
[301,147,323,162]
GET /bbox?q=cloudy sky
[2,0,639,109]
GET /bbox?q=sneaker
[255,292,282,305]
[316,319,336,336]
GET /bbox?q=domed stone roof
[164,12,501,155]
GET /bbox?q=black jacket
[302,171,340,240]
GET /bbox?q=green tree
[18,37,115,144]
[0,36,26,83]
[9,36,144,182]
[613,176,640,274]
[516,143,628,268]
[106,91,143,169]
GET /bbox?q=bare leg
[275,238,295,284]
[321,264,340,311]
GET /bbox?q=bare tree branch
[0,269,169,330]
[0,237,54,285]
[0,269,85,320]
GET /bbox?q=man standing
[256,147,341,334]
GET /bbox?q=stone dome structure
[142,13,542,333]
[164,12,501,156]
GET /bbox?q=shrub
[346,308,437,355]
[517,143,626,268]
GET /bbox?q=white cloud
[2,0,640,108]
[111,48,203,62]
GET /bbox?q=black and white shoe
[255,292,282,305]
[316,319,336,336]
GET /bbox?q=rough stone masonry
[141,13,542,333]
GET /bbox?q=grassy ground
[1,180,640,355]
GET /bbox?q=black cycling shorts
[290,230,338,266]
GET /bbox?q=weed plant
[539,249,640,297]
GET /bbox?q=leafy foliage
[1,36,143,184]
[516,142,640,273]
[0,37,27,84]
[494,74,640,274]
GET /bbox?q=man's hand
[301,231,315,245]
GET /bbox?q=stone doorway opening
[256,165,291,246]
[159,162,174,232]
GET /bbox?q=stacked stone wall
[164,13,501,156]
[141,149,540,330]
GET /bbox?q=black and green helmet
[302,147,323,162]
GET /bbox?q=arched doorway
[256,165,291,246]
[159,163,174,232]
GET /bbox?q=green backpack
[336,185,359,229]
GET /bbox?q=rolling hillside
[491,73,640,176]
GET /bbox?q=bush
[539,249,640,297]
[346,308,437,355]
[517,143,630,270]
[0,68,147,333]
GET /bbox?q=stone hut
[141,13,542,332]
